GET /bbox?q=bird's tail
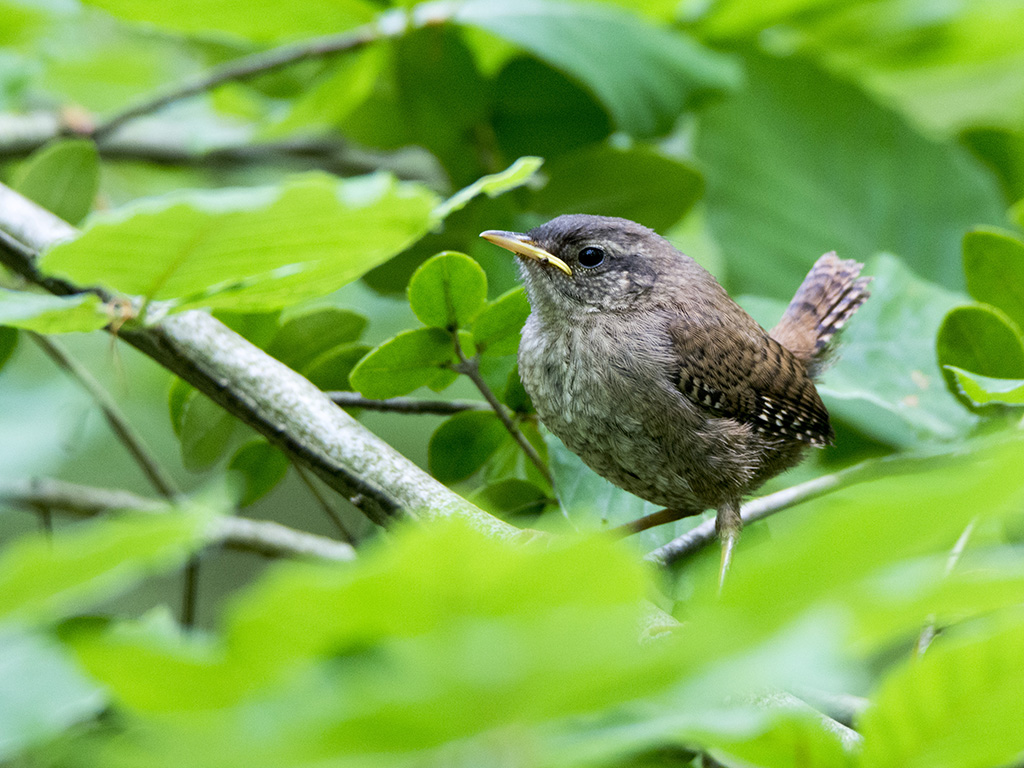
[770,252,871,378]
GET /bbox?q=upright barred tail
[770,251,871,378]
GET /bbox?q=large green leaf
[456,0,741,137]
[694,51,1005,298]
[0,289,109,334]
[82,0,377,42]
[815,255,976,446]
[860,617,1024,768]
[12,139,99,225]
[40,174,439,312]
[0,506,214,624]
[962,228,1024,331]
[348,327,454,399]
[0,627,104,762]
[937,304,1024,380]
[531,144,704,231]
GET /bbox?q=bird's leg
[716,498,742,592]
[611,507,703,537]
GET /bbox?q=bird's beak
[479,230,573,276]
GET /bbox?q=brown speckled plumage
[481,214,870,570]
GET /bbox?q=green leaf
[531,144,704,231]
[470,478,548,520]
[695,51,1005,298]
[962,228,1024,331]
[348,327,454,398]
[434,156,544,220]
[860,617,1024,768]
[0,326,17,371]
[407,252,488,329]
[0,507,213,624]
[502,363,533,413]
[228,440,290,506]
[11,139,99,225]
[428,411,508,483]
[0,288,109,334]
[962,127,1024,204]
[303,342,371,392]
[82,0,377,43]
[456,0,740,137]
[937,304,1024,380]
[818,255,977,446]
[472,287,530,356]
[176,388,240,471]
[265,308,366,373]
[0,627,104,763]
[40,174,439,312]
[946,366,1024,407]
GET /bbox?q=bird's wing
[668,312,834,446]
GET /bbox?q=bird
[480,214,870,585]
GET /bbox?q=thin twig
[291,460,357,543]
[915,517,977,656]
[30,333,179,500]
[91,16,411,141]
[1,478,356,562]
[328,391,490,415]
[452,340,553,486]
[648,458,882,566]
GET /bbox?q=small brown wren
[481,214,870,582]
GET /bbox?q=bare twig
[0,182,518,541]
[915,517,977,655]
[452,340,553,486]
[328,391,490,415]
[90,13,420,141]
[1,478,356,562]
[648,459,882,566]
[30,334,179,500]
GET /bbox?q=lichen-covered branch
[0,182,520,541]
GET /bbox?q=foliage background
[1,0,1024,766]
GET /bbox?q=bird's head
[481,214,697,316]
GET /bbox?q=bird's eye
[578,246,605,268]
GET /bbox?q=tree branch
[328,391,490,415]
[30,333,180,500]
[0,477,357,562]
[647,459,882,566]
[0,182,521,541]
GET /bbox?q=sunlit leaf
[0,288,109,334]
[434,156,544,219]
[472,287,530,356]
[946,366,1024,407]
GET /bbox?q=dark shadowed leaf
[937,304,1024,380]
[428,411,508,483]
[228,440,290,506]
[0,327,18,371]
[265,308,367,373]
[303,343,371,392]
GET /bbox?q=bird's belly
[519,320,734,511]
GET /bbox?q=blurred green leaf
[472,287,529,356]
[0,289,109,334]
[407,252,488,329]
[40,174,440,312]
[12,139,99,225]
[0,507,213,624]
[695,52,1004,298]
[265,308,367,372]
[937,304,1024,381]
[435,156,544,220]
[428,411,508,483]
[860,617,1024,768]
[962,127,1024,204]
[0,326,18,370]
[176,388,240,471]
[304,342,371,392]
[457,0,740,137]
[946,366,1024,407]
[0,626,104,763]
[532,144,704,231]
[82,0,377,42]
[470,478,548,520]
[348,327,453,398]
[501,363,533,413]
[820,255,978,447]
[228,440,290,506]
[962,228,1024,331]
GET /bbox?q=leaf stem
[452,339,553,486]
